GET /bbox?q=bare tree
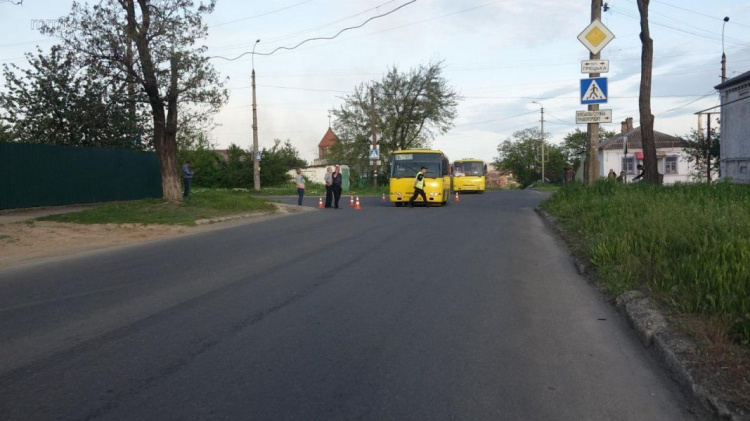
[636,0,660,184]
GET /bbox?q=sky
[1,0,749,164]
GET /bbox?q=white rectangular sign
[576,109,613,124]
[581,59,609,73]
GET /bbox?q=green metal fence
[0,142,162,210]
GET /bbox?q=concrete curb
[535,206,749,421]
[194,203,313,225]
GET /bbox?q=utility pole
[370,87,378,190]
[532,101,545,182]
[706,113,712,183]
[251,40,261,191]
[585,0,603,185]
[722,17,729,83]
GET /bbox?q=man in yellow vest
[408,166,428,208]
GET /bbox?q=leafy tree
[562,128,616,170]
[0,46,146,148]
[0,121,13,142]
[45,0,228,202]
[682,128,720,182]
[330,61,459,176]
[495,127,567,187]
[260,139,307,186]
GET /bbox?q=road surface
[0,190,700,420]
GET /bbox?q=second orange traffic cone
[318,197,324,208]
[455,192,460,202]
[381,193,386,202]
[349,195,354,207]
[355,196,361,210]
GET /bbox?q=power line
[207,0,399,53]
[210,0,417,61]
[208,1,313,28]
[650,0,750,30]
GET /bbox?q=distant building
[313,127,338,166]
[715,70,750,183]
[595,117,693,184]
[486,164,516,188]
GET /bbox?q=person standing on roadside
[408,166,428,208]
[633,164,645,182]
[182,160,194,198]
[295,168,306,206]
[331,165,343,209]
[324,166,333,208]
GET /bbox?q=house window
[622,156,636,175]
[665,156,678,174]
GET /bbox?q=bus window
[391,153,442,178]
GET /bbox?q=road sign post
[578,6,615,185]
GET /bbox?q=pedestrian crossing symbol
[369,149,380,160]
[580,77,608,105]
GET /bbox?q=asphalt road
[0,190,700,420]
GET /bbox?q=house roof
[714,69,750,90]
[599,127,685,151]
[317,128,337,148]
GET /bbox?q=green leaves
[329,61,459,176]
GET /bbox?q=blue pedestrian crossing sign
[580,77,608,105]
[369,149,380,160]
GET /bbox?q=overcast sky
[2,0,749,163]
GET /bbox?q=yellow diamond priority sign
[578,19,615,55]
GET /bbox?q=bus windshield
[454,161,484,176]
[391,153,442,178]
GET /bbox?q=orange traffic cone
[381,193,386,202]
[455,192,460,202]
[318,197,324,208]
[355,196,361,210]
[349,195,354,207]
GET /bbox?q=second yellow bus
[452,159,487,193]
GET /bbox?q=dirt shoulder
[0,203,310,270]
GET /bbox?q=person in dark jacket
[331,165,343,209]
[633,164,645,182]
[182,160,194,197]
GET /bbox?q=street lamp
[531,101,545,183]
[251,39,261,191]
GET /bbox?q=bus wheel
[395,202,403,207]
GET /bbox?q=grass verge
[250,182,389,197]
[39,189,276,226]
[541,181,750,344]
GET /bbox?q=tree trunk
[123,0,183,201]
[637,0,660,184]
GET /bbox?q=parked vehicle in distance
[389,150,451,207]
[452,159,487,193]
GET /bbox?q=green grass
[345,185,389,196]
[251,182,388,197]
[39,189,276,226]
[252,182,326,196]
[542,181,750,344]
[528,182,562,192]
